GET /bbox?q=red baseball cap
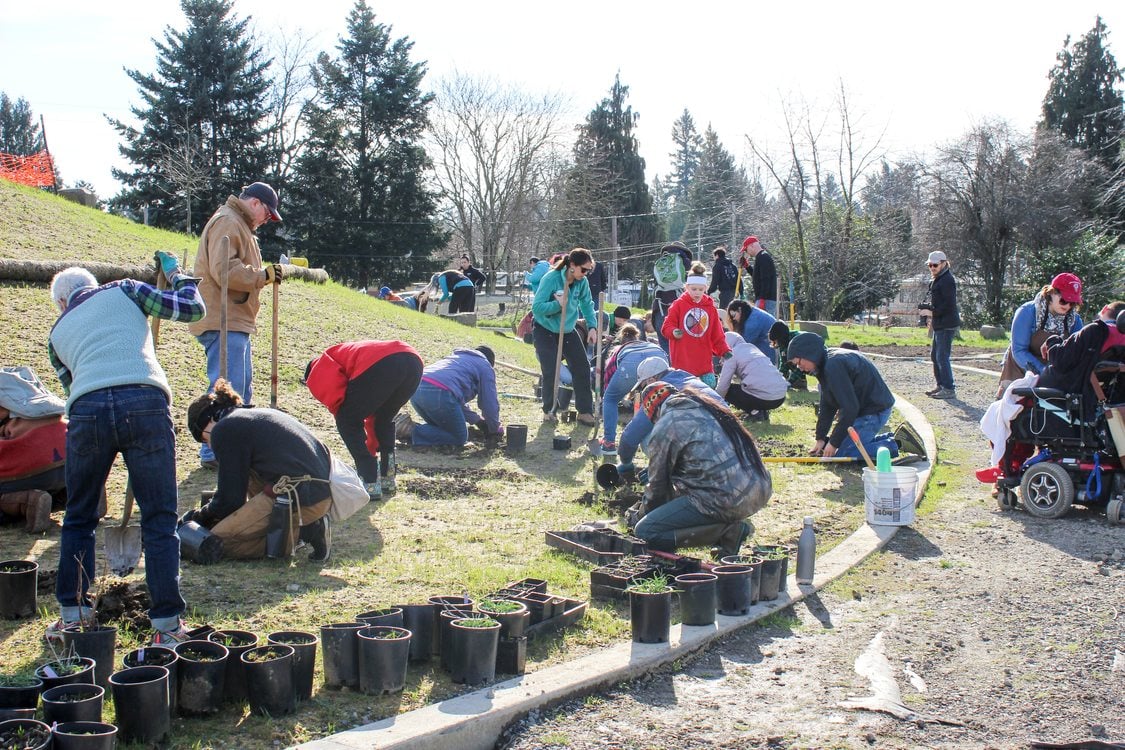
[1050,272,1083,304]
[741,236,759,252]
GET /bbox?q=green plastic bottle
[876,446,892,472]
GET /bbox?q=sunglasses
[1056,298,1075,308]
[576,265,594,275]
[927,263,941,268]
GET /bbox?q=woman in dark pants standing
[303,340,423,500]
[531,248,599,424]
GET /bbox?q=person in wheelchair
[1037,302,1125,418]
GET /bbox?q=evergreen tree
[286,0,445,288]
[1041,16,1125,172]
[665,110,701,241]
[684,126,748,250]
[0,93,42,154]
[108,0,274,235]
[550,75,659,279]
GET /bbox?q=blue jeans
[59,386,184,630]
[196,331,253,461]
[931,328,955,389]
[602,369,640,443]
[411,382,468,446]
[833,407,898,459]
[757,300,778,317]
[634,495,718,551]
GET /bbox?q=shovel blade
[105,525,143,576]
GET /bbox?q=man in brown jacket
[190,182,283,468]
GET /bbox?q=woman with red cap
[999,273,1084,396]
[628,381,772,559]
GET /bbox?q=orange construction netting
[0,150,56,188]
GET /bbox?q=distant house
[873,273,931,326]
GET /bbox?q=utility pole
[730,202,736,250]
[610,215,619,303]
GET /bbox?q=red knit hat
[641,381,677,421]
[741,236,759,252]
[1050,272,1083,304]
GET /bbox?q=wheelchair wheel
[1107,498,1123,525]
[1019,462,1075,519]
[996,487,1016,511]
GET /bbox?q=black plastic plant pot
[448,618,500,685]
[123,645,178,719]
[108,665,170,745]
[675,572,718,627]
[319,622,363,690]
[173,639,228,716]
[753,545,792,595]
[267,630,318,702]
[178,520,224,564]
[35,657,96,692]
[713,564,755,616]
[41,683,105,725]
[719,555,764,603]
[61,625,118,690]
[207,629,257,702]
[476,600,529,641]
[0,708,36,721]
[357,626,412,695]
[628,588,673,644]
[756,556,785,602]
[505,424,528,455]
[437,608,473,672]
[356,607,404,629]
[51,721,118,750]
[0,560,38,619]
[496,636,527,676]
[395,604,434,663]
[241,645,296,717]
[555,386,573,411]
[428,594,474,656]
[0,718,51,750]
[0,675,42,709]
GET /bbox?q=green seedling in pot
[478,599,521,613]
[626,574,673,594]
[455,617,499,628]
[177,647,221,662]
[370,628,408,639]
[243,648,287,662]
[0,674,38,687]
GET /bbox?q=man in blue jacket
[786,332,897,460]
[398,346,501,448]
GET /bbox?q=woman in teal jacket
[532,249,599,423]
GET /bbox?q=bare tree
[156,123,210,234]
[261,26,318,183]
[429,73,568,292]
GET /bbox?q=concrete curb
[293,393,936,750]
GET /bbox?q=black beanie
[613,305,632,320]
[475,345,495,367]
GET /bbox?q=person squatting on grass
[597,324,665,454]
[661,262,731,388]
[715,331,788,423]
[47,257,204,643]
[398,346,501,448]
[727,299,778,365]
[630,381,772,559]
[184,379,333,562]
[531,248,599,424]
[785,332,898,460]
[191,181,284,469]
[303,340,423,500]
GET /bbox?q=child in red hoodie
[661,262,731,387]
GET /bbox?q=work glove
[178,508,202,528]
[154,251,181,279]
[264,263,284,284]
[624,502,643,532]
[722,351,733,360]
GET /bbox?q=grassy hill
[0,180,859,748]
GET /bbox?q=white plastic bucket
[863,467,918,526]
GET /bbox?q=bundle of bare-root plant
[0,258,329,285]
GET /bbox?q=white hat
[927,251,948,264]
[724,331,744,350]
[636,356,669,382]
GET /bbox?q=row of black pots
[1,717,118,750]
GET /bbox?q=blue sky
[2,1,1120,199]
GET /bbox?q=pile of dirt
[95,580,150,632]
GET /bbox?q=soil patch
[95,581,150,632]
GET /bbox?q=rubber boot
[0,490,53,533]
[364,463,382,501]
[710,521,751,560]
[381,451,396,496]
[670,523,731,551]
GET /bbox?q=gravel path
[498,349,1125,749]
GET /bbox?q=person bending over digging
[629,381,772,559]
[785,331,898,460]
[183,379,333,562]
[395,346,502,449]
[715,331,788,423]
[303,340,423,500]
[46,259,203,644]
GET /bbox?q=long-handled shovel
[550,276,571,417]
[218,235,230,382]
[593,291,604,420]
[150,259,167,345]
[761,456,860,464]
[270,276,279,409]
[105,479,142,576]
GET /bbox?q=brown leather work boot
[0,490,54,534]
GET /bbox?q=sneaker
[45,613,96,643]
[393,413,416,443]
[382,454,397,496]
[924,386,942,396]
[929,387,956,400]
[365,479,383,501]
[151,621,191,646]
[598,439,617,455]
[200,458,218,470]
[382,473,396,496]
[576,413,597,426]
[303,516,331,562]
[25,490,53,534]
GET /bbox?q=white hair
[50,267,98,311]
